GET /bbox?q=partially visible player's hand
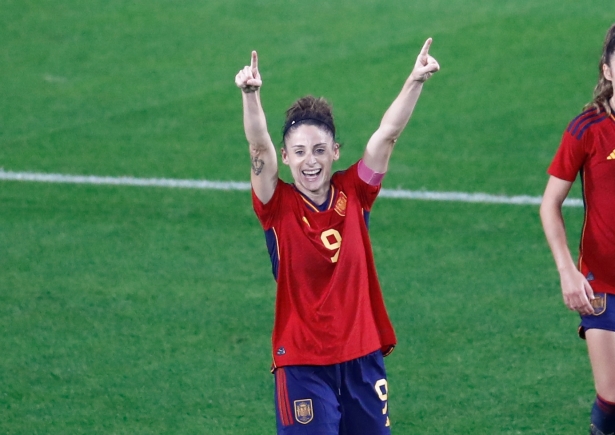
[235,51,262,93]
[409,38,440,83]
[559,266,595,315]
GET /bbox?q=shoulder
[331,161,380,209]
[252,177,291,201]
[331,161,359,182]
[252,178,295,217]
[565,108,610,141]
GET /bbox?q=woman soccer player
[235,40,439,435]
[540,23,615,435]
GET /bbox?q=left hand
[235,50,262,93]
[409,38,440,83]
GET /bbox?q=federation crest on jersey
[334,191,347,216]
[294,399,313,424]
[591,293,607,316]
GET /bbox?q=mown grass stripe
[0,170,583,207]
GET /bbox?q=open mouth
[302,169,321,180]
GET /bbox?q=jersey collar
[295,184,336,212]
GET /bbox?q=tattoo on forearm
[251,156,265,176]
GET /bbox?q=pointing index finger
[419,38,433,57]
[251,50,259,73]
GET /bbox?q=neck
[296,184,330,206]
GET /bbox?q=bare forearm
[235,50,278,203]
[242,90,271,149]
[363,38,439,173]
[378,80,424,142]
[364,80,425,172]
[540,176,577,272]
[540,176,594,313]
[540,200,576,272]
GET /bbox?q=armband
[358,159,386,186]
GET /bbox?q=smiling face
[282,123,340,205]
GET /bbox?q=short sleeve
[548,127,588,182]
[547,114,597,182]
[334,161,381,211]
[252,180,286,230]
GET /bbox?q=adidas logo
[608,149,615,160]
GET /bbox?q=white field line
[0,170,583,207]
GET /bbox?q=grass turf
[1,0,612,433]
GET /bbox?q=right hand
[408,38,440,83]
[559,266,595,315]
[235,51,262,93]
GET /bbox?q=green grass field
[1,0,613,433]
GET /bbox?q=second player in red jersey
[548,108,615,295]
[540,23,615,435]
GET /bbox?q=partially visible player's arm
[235,51,278,204]
[363,38,440,174]
[540,175,594,315]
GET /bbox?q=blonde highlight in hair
[585,23,615,115]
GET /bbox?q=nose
[307,152,317,165]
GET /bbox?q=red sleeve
[251,180,287,230]
[336,161,381,211]
[548,125,589,182]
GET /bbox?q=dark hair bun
[283,96,336,140]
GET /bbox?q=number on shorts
[374,379,390,426]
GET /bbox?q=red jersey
[252,161,397,367]
[548,109,615,294]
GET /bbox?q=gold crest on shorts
[591,293,607,316]
[294,399,313,424]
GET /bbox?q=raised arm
[540,175,594,315]
[363,38,440,173]
[235,51,278,204]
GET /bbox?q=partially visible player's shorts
[273,350,391,435]
[579,293,615,339]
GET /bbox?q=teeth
[303,169,320,176]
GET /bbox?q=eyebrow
[290,143,328,148]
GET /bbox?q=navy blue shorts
[579,293,615,339]
[273,350,391,435]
